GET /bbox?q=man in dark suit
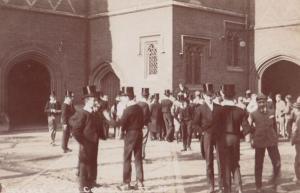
[149,93,164,140]
[69,85,98,193]
[192,83,222,193]
[137,88,151,160]
[216,84,251,193]
[61,90,76,153]
[117,87,145,191]
[161,89,174,142]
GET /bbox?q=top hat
[256,93,267,102]
[154,93,159,100]
[124,87,134,97]
[65,90,74,97]
[202,83,214,96]
[142,88,150,96]
[82,85,97,98]
[164,89,171,96]
[221,84,235,98]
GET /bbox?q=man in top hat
[117,87,145,191]
[116,88,128,139]
[177,83,189,101]
[248,93,281,193]
[61,90,76,153]
[137,88,151,160]
[192,83,223,193]
[69,85,98,193]
[287,100,300,184]
[216,84,251,193]
[44,91,61,146]
[161,89,174,142]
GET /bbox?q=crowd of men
[44,83,300,193]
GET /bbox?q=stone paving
[0,129,299,193]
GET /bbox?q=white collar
[222,100,236,106]
[127,100,136,107]
[83,105,93,113]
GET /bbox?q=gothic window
[226,30,240,67]
[145,42,158,76]
[185,43,202,84]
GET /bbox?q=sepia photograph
[0,0,300,193]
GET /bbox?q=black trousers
[295,144,300,180]
[90,141,99,182]
[79,162,92,193]
[203,132,222,191]
[163,113,174,142]
[61,125,71,150]
[123,130,144,184]
[181,120,193,149]
[221,140,242,193]
[255,145,281,189]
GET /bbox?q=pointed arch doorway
[8,60,51,129]
[90,62,121,107]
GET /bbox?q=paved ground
[0,129,299,193]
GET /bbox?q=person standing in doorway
[275,94,286,138]
[44,91,61,146]
[61,90,75,153]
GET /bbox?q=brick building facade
[0,0,299,130]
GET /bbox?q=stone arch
[89,61,121,106]
[0,50,63,114]
[256,54,300,93]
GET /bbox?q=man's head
[285,94,292,103]
[141,88,150,99]
[220,84,235,100]
[202,83,214,104]
[275,94,282,102]
[179,83,184,91]
[49,90,56,101]
[245,90,251,98]
[164,89,171,97]
[256,93,267,110]
[124,87,135,101]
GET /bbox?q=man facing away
[216,84,251,193]
[117,87,145,191]
[161,89,174,142]
[192,83,223,193]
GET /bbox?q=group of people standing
[43,83,300,193]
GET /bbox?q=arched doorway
[97,72,120,107]
[8,60,50,129]
[261,60,300,99]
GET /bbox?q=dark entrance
[8,60,50,129]
[261,60,300,100]
[97,71,120,107]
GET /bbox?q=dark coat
[61,103,75,125]
[69,109,99,163]
[161,98,173,113]
[148,102,164,133]
[44,101,61,116]
[137,101,151,126]
[120,104,144,132]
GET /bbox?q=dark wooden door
[99,72,120,107]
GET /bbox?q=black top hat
[65,90,74,97]
[82,85,96,98]
[221,84,235,98]
[142,88,150,96]
[202,83,214,96]
[164,89,171,96]
[124,87,134,97]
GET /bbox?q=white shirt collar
[83,105,93,113]
[222,99,236,106]
[127,100,136,107]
